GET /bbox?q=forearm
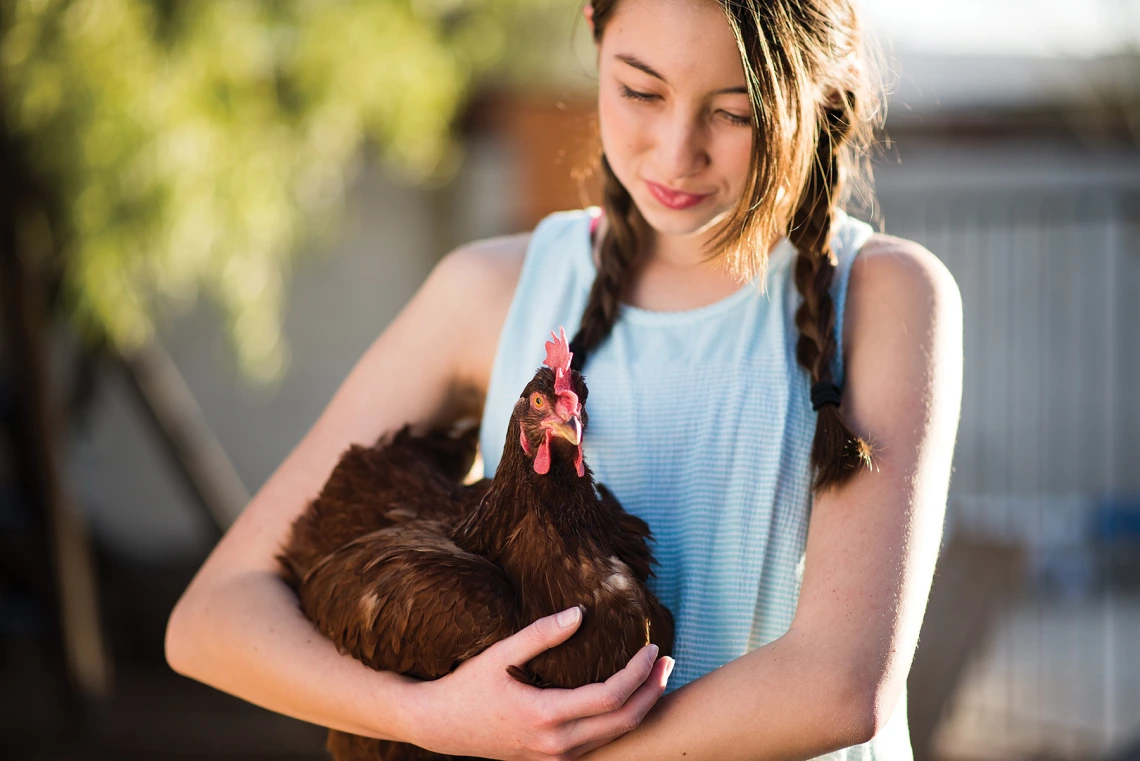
[581,629,877,761]
[165,568,416,740]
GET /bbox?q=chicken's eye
[531,393,544,409]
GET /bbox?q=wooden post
[119,340,251,535]
[0,128,112,704]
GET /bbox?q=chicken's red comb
[543,327,574,398]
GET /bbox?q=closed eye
[621,84,751,128]
[619,84,658,103]
[719,110,753,127]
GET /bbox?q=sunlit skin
[593,0,763,311]
[166,0,962,758]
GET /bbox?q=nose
[655,108,710,180]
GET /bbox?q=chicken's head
[515,327,587,477]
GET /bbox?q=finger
[542,643,660,722]
[563,656,674,752]
[488,606,584,668]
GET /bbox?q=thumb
[494,606,584,667]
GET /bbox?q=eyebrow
[616,54,748,95]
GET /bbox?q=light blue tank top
[480,207,912,759]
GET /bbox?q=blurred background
[1,0,1138,759]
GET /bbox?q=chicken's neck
[451,421,617,605]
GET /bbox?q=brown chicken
[278,328,674,761]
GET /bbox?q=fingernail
[646,644,659,662]
[556,606,581,628]
[663,657,676,681]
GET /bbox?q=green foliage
[0,0,524,381]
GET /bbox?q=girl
[166,1,963,759]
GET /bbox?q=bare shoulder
[840,231,963,456]
[844,232,962,361]
[431,231,532,390]
[850,232,960,305]
[439,231,531,302]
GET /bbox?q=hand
[401,606,674,760]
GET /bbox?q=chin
[633,195,730,238]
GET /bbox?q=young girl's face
[596,0,754,241]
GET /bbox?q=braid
[568,154,642,372]
[788,100,876,492]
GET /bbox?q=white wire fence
[874,153,1140,759]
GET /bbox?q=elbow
[164,590,202,678]
[838,692,885,747]
[164,599,191,677]
[833,672,904,747]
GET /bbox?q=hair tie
[568,339,587,373]
[810,381,842,411]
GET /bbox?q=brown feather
[278,363,673,761]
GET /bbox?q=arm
[165,234,672,758]
[164,241,517,737]
[581,235,965,760]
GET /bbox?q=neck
[643,218,724,271]
[451,421,611,602]
[626,235,744,312]
[594,208,722,271]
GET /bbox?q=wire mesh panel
[874,158,1140,759]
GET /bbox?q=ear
[583,2,595,35]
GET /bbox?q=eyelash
[619,84,752,128]
[619,84,657,103]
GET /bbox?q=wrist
[341,667,423,743]
[372,671,431,745]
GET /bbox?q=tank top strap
[825,209,876,390]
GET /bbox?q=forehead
[600,0,746,92]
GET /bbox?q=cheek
[714,131,754,192]
[598,87,649,168]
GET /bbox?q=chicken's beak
[548,414,582,446]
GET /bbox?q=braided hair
[571,0,883,492]
[786,101,877,490]
[568,153,638,373]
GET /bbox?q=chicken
[278,327,674,761]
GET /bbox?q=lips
[645,179,712,210]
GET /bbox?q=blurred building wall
[874,138,1140,510]
[66,159,493,561]
[871,136,1140,759]
[62,48,1140,761]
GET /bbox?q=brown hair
[572,0,883,492]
